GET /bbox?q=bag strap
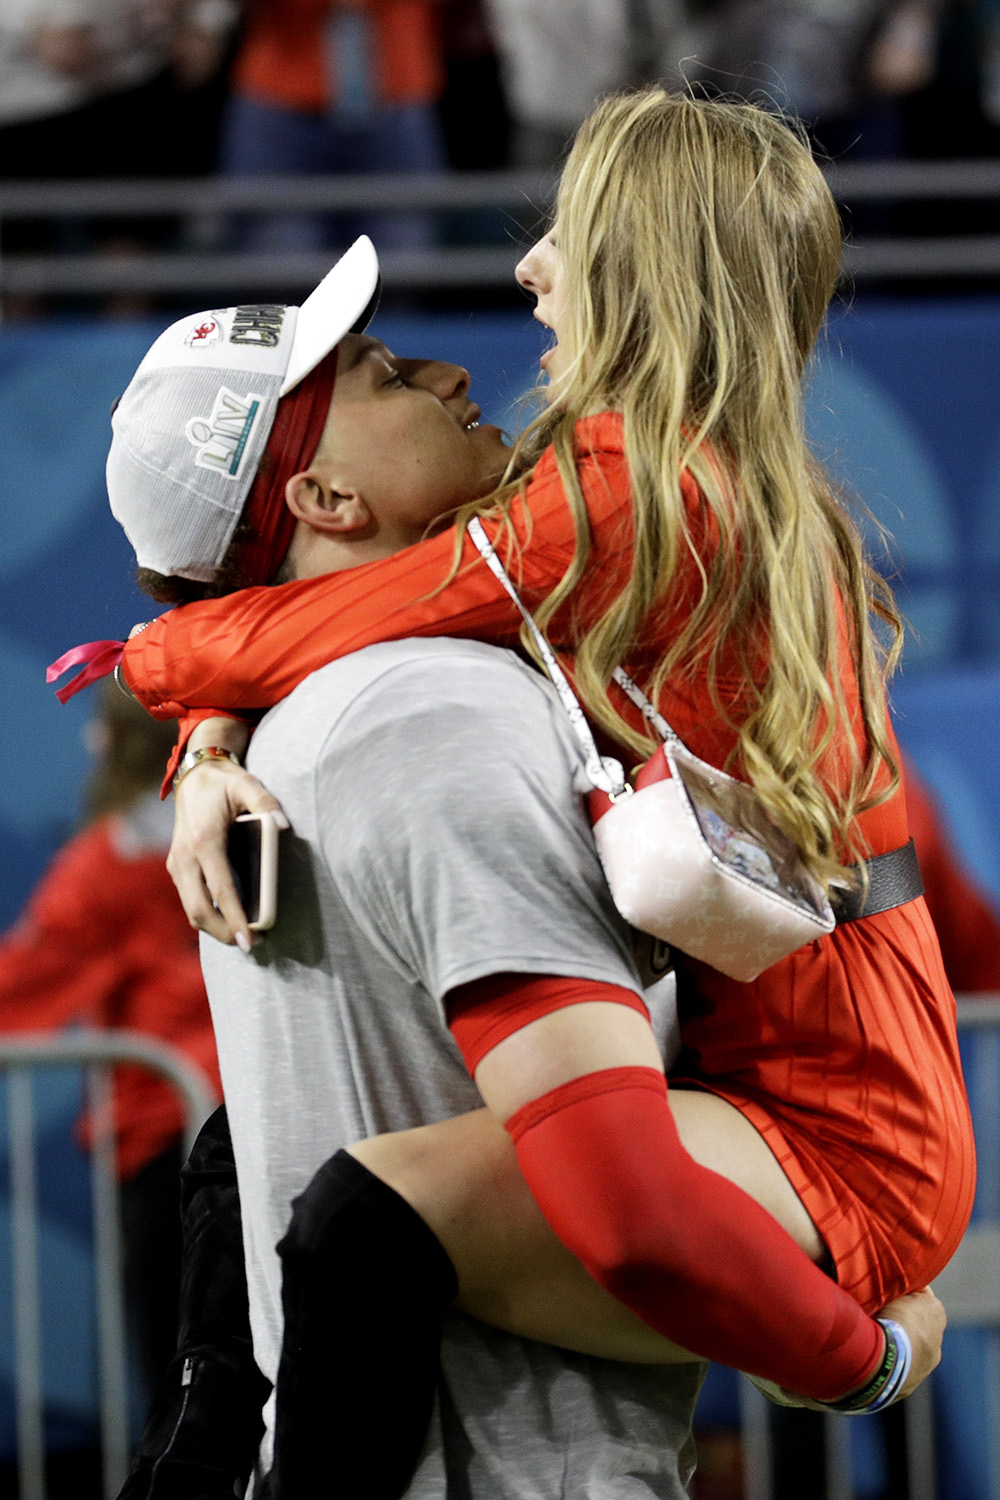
[610,666,682,746]
[467,518,629,797]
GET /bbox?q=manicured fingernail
[273,812,290,831]
[235,932,252,954]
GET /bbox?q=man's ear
[284,471,372,535]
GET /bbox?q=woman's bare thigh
[348,1087,826,1364]
[667,1087,828,1267]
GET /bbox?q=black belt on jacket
[832,838,924,924]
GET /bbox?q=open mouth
[535,315,557,373]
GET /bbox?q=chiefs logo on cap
[185,318,223,348]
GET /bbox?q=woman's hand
[878,1285,946,1401]
[167,718,288,949]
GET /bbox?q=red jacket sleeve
[122,424,639,719]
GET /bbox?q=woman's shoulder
[574,411,625,455]
[531,412,625,479]
[535,413,703,500]
[526,410,707,537]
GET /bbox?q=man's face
[315,334,511,549]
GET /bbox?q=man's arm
[473,989,940,1404]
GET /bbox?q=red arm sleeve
[508,1066,883,1401]
[448,972,884,1402]
[121,426,639,719]
[447,972,650,1073]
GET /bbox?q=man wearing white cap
[107,235,385,595]
[88,237,707,1500]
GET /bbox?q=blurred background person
[219,0,448,254]
[0,680,222,1404]
[889,0,1000,254]
[687,0,944,160]
[0,0,237,317]
[432,0,511,253]
[483,0,689,170]
[979,0,1000,122]
[437,0,509,174]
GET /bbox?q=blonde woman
[109,91,964,1489]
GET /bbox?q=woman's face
[515,231,568,395]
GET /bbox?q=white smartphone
[227,811,281,932]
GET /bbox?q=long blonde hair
[463,89,901,889]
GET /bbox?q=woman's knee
[278,1150,372,1268]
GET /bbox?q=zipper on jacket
[144,1355,196,1500]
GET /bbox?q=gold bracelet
[172,746,242,793]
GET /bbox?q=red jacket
[233,0,444,113]
[0,802,221,1178]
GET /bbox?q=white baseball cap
[107,235,381,582]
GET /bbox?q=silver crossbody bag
[468,518,835,981]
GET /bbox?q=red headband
[237,349,340,586]
[47,349,339,706]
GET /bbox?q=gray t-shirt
[201,638,703,1499]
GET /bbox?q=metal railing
[0,1032,216,1500]
[740,996,1000,1500]
[738,1341,941,1500]
[3,1001,998,1500]
[0,160,999,298]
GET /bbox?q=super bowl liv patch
[185,387,263,479]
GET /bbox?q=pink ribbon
[46,640,125,704]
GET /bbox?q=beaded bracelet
[820,1318,913,1416]
[864,1320,913,1414]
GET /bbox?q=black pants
[118,1112,456,1500]
[119,1143,184,1403]
[117,1107,270,1500]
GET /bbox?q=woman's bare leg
[348,1087,825,1364]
